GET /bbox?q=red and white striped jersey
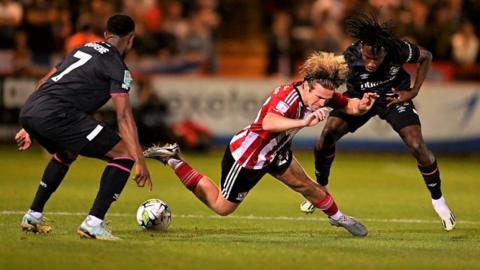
[229,81,348,170]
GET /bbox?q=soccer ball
[136,199,172,231]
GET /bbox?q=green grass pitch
[0,145,479,270]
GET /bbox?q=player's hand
[387,88,418,107]
[358,92,379,113]
[303,107,331,127]
[133,160,152,192]
[14,128,32,151]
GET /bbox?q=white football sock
[86,215,103,226]
[28,209,42,219]
[167,158,182,169]
[330,210,343,221]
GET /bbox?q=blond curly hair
[300,51,349,89]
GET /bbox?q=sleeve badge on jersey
[274,101,290,114]
[122,70,133,90]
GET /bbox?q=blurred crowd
[263,0,480,80]
[0,0,479,79]
[0,0,220,77]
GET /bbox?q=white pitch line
[2,210,479,225]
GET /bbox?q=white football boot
[143,143,180,165]
[77,219,119,240]
[300,200,316,214]
[432,197,456,231]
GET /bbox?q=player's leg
[271,154,367,237]
[314,116,350,188]
[302,110,373,213]
[77,126,133,240]
[144,143,241,216]
[385,101,455,231]
[19,117,77,233]
[398,125,455,231]
[21,151,77,234]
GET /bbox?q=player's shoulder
[390,39,421,63]
[272,81,300,97]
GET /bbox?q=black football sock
[30,155,73,212]
[418,160,442,200]
[89,158,134,220]
[314,145,336,187]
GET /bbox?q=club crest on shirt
[389,66,400,76]
[275,101,289,114]
[122,70,132,90]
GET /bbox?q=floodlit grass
[1,145,479,270]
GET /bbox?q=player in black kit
[299,12,456,231]
[15,14,151,240]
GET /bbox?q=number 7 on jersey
[51,51,92,82]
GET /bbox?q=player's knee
[108,157,135,171]
[407,140,425,154]
[321,128,340,146]
[215,207,235,216]
[54,151,77,165]
[109,140,134,159]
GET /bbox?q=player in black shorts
[15,14,151,240]
[300,12,456,231]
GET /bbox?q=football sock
[86,215,103,226]
[167,157,182,169]
[314,146,336,186]
[418,160,442,200]
[89,158,134,220]
[329,210,343,221]
[312,193,339,217]
[27,209,43,219]
[173,161,203,190]
[30,154,73,212]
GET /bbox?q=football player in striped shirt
[145,52,378,237]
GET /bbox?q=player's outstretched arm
[263,109,330,132]
[343,92,379,115]
[111,94,152,191]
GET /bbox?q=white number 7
[51,51,92,82]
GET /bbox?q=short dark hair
[107,14,135,37]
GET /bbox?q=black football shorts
[220,146,292,203]
[20,110,120,158]
[330,90,421,133]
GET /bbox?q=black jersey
[343,40,420,102]
[21,41,132,118]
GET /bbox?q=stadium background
[0,1,479,270]
[1,0,480,153]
